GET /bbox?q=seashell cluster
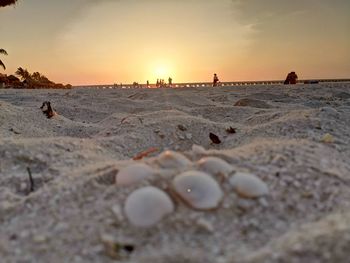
[116,163,155,186]
[117,147,269,227]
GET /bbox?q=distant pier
[75,78,350,89]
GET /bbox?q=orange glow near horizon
[147,59,177,82]
[154,65,171,80]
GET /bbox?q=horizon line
[74,78,350,87]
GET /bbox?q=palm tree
[39,74,51,83]
[31,72,51,83]
[15,67,31,81]
[0,49,8,70]
[31,72,41,81]
[0,0,17,8]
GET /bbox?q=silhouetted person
[289,72,298,84]
[146,80,149,88]
[168,77,173,87]
[213,73,219,87]
[284,71,298,85]
[156,79,160,88]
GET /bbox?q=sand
[0,83,350,262]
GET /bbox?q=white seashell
[156,150,191,169]
[197,157,234,177]
[116,163,155,186]
[124,186,174,227]
[229,172,268,198]
[172,171,223,210]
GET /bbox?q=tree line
[1,47,72,89]
[0,66,72,89]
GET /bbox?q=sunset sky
[1,0,349,85]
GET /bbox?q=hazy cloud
[232,0,350,26]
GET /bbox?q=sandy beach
[1,83,350,263]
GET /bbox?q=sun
[154,65,169,78]
[154,64,170,79]
[149,59,176,80]
[143,60,177,83]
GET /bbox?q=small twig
[226,127,237,134]
[9,128,21,134]
[121,115,132,124]
[26,167,34,192]
[133,147,159,160]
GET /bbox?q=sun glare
[144,60,178,83]
[154,65,170,79]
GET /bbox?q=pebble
[321,133,334,143]
[185,133,193,140]
[177,124,187,131]
[196,218,214,233]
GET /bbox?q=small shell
[156,150,191,169]
[197,157,234,177]
[124,186,174,227]
[116,163,154,186]
[172,171,223,210]
[229,172,268,198]
[192,144,206,155]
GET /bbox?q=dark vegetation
[1,3,71,89]
[0,0,17,8]
[0,68,72,89]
